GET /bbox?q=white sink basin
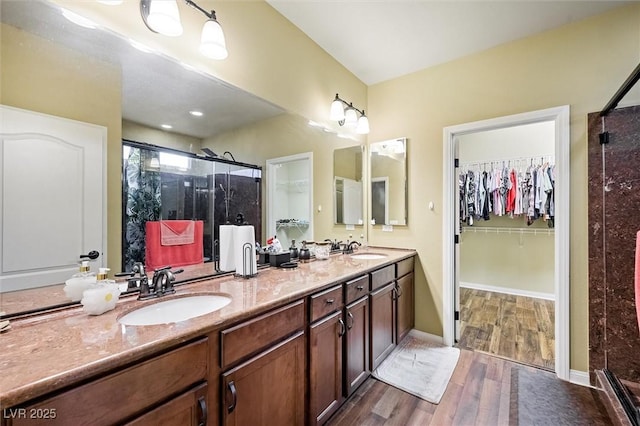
[118,294,231,326]
[350,253,387,260]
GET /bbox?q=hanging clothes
[458,157,555,228]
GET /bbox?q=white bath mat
[372,329,460,404]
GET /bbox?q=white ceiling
[267,0,632,85]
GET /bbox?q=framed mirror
[369,137,408,226]
[333,145,364,225]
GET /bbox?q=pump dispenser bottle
[63,260,98,301]
[81,268,121,315]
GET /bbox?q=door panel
[0,105,105,292]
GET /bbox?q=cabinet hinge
[454,235,459,244]
[454,311,460,321]
[454,158,460,168]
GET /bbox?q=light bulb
[344,107,358,127]
[200,18,228,59]
[356,114,370,134]
[147,0,183,37]
[330,98,345,121]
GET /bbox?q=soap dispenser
[63,260,97,301]
[81,268,121,316]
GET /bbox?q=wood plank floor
[458,288,555,370]
[326,349,610,426]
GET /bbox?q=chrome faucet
[343,241,361,254]
[136,266,183,300]
[115,262,149,294]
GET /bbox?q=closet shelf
[461,226,554,235]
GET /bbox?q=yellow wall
[0,23,123,273]
[122,120,203,152]
[367,4,640,372]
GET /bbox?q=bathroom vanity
[0,248,415,425]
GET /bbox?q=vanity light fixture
[140,0,228,59]
[329,93,369,134]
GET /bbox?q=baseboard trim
[460,281,555,301]
[570,370,592,388]
[409,329,444,345]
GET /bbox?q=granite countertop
[0,247,415,408]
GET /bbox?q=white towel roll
[219,225,236,272]
[234,225,257,277]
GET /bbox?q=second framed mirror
[370,137,407,226]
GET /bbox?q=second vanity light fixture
[140,0,228,59]
[330,94,369,134]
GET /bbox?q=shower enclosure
[122,141,261,272]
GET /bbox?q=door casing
[442,105,571,381]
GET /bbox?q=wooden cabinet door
[125,383,208,426]
[221,332,305,426]
[370,282,396,371]
[309,310,345,425]
[396,272,414,343]
[344,296,370,397]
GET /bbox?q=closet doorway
[443,106,571,381]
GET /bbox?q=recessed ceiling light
[161,124,173,130]
[189,110,204,117]
[97,0,123,5]
[61,9,97,29]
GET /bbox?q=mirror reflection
[370,137,408,226]
[333,145,364,225]
[0,0,370,318]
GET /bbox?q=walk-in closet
[457,121,556,370]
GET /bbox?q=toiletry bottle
[81,268,121,316]
[63,260,97,301]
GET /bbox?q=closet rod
[461,226,554,235]
[600,62,640,117]
[459,155,554,170]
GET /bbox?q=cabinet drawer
[13,339,208,426]
[345,275,369,305]
[125,382,208,426]
[221,300,305,368]
[396,257,414,279]
[310,285,343,323]
[370,265,395,291]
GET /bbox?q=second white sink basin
[118,294,231,326]
[350,253,387,260]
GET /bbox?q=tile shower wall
[588,105,640,383]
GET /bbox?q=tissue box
[269,251,291,267]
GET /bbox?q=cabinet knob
[356,285,364,291]
[326,298,335,304]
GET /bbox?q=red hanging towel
[160,220,195,246]
[145,220,203,270]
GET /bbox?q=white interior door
[0,105,106,292]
